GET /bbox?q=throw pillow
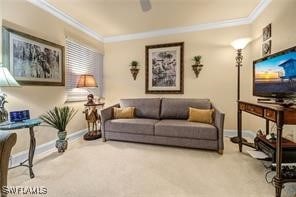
[113,107,135,119]
[188,107,214,124]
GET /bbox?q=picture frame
[2,27,65,86]
[262,40,272,56]
[263,23,272,41]
[145,42,184,94]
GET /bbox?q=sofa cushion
[160,98,212,119]
[105,118,159,135]
[113,107,135,119]
[120,98,161,119]
[155,119,217,140]
[188,108,214,124]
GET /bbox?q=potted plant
[192,55,204,78]
[40,106,77,153]
[130,61,140,80]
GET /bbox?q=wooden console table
[238,101,296,197]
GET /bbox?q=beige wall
[2,0,296,154]
[0,0,2,62]
[104,0,296,134]
[104,25,252,129]
[1,0,104,153]
[240,0,296,139]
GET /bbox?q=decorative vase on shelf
[192,56,204,78]
[129,61,140,80]
[130,68,139,80]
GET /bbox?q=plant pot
[56,131,68,153]
[130,68,139,80]
[57,131,67,140]
[56,139,68,153]
[192,65,203,78]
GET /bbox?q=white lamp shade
[0,65,20,87]
[230,38,252,50]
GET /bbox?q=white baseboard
[224,129,256,139]
[9,129,87,168]
[9,129,254,167]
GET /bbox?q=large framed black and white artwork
[145,42,184,94]
[2,27,65,86]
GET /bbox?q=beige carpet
[8,138,296,197]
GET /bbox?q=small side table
[0,118,42,178]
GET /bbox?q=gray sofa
[101,98,225,154]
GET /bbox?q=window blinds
[65,39,103,102]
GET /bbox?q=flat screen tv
[253,46,296,101]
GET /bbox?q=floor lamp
[230,38,251,144]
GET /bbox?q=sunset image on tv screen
[254,51,296,94]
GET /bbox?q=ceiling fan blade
[140,0,151,12]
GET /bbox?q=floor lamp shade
[230,38,251,50]
[76,74,98,88]
[0,65,20,87]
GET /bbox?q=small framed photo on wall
[263,23,272,41]
[262,40,272,56]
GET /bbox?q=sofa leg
[218,149,223,155]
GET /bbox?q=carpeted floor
[8,138,296,197]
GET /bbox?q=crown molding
[104,0,272,43]
[248,0,272,22]
[104,17,251,43]
[26,0,104,42]
[26,0,271,43]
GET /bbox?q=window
[65,39,103,102]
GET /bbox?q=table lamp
[76,74,98,105]
[76,74,102,141]
[230,38,251,145]
[0,64,20,123]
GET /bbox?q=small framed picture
[263,23,272,41]
[262,40,272,56]
[145,42,184,94]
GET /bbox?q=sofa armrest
[100,104,120,139]
[212,105,225,152]
[0,131,17,197]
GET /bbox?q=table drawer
[239,103,246,111]
[246,105,264,116]
[264,109,277,121]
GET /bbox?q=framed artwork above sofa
[2,27,65,86]
[145,42,184,94]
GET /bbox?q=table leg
[275,114,283,197]
[266,120,269,135]
[238,108,243,152]
[29,127,36,178]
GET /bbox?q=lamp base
[230,136,248,144]
[83,130,101,141]
[0,107,8,123]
